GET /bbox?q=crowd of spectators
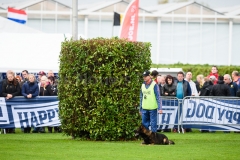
[154,66,240,98]
[152,66,240,133]
[0,70,60,134]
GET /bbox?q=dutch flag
[7,7,27,24]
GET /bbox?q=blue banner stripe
[13,104,58,109]
[7,18,26,24]
[200,99,240,109]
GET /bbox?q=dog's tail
[168,140,175,145]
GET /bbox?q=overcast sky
[1,0,240,9]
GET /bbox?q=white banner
[182,98,240,130]
[0,97,60,129]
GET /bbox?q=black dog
[134,124,175,145]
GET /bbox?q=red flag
[119,0,139,41]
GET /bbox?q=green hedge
[152,63,240,81]
[58,37,151,140]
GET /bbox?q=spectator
[174,71,191,132]
[224,74,238,96]
[156,75,161,85]
[139,70,162,138]
[47,70,55,78]
[163,75,176,96]
[176,71,191,99]
[207,66,219,85]
[39,76,53,96]
[2,70,20,133]
[195,75,204,94]
[21,70,29,83]
[48,76,58,96]
[22,74,39,99]
[2,70,21,99]
[232,71,240,88]
[150,70,159,84]
[21,74,39,133]
[0,79,3,97]
[185,72,199,96]
[40,76,54,133]
[210,76,231,96]
[199,77,213,96]
[48,76,61,132]
[158,75,166,96]
[38,71,46,83]
[37,71,46,90]
[15,75,24,89]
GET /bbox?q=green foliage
[58,37,151,140]
[152,63,240,81]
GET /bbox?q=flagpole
[112,12,114,37]
[72,0,78,41]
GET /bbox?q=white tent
[0,17,78,73]
[0,33,69,73]
[0,16,42,33]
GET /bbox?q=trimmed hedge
[152,63,240,81]
[58,37,151,140]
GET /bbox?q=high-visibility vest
[141,81,158,110]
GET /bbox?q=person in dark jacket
[163,75,176,96]
[2,71,21,99]
[2,70,21,133]
[150,70,159,84]
[39,75,54,133]
[48,76,58,96]
[174,71,192,132]
[21,70,29,83]
[210,76,231,96]
[158,75,166,96]
[32,75,53,133]
[200,78,214,96]
[22,74,39,98]
[39,75,53,96]
[175,71,192,99]
[224,74,238,96]
[21,74,39,133]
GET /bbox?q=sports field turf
[0,129,239,160]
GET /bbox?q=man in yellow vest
[140,70,162,134]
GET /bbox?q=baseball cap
[143,70,150,77]
[38,71,46,76]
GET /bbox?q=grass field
[0,129,239,160]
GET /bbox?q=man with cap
[140,70,162,138]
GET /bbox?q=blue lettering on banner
[218,108,226,121]
[47,109,55,122]
[162,113,172,124]
[38,110,48,124]
[233,112,240,124]
[196,103,205,118]
[205,105,215,119]
[186,100,196,118]
[17,112,30,128]
[0,106,2,117]
[17,109,59,128]
[186,101,215,119]
[226,110,234,123]
[30,112,40,127]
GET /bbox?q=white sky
[0,0,240,9]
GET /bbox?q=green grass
[0,129,239,160]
